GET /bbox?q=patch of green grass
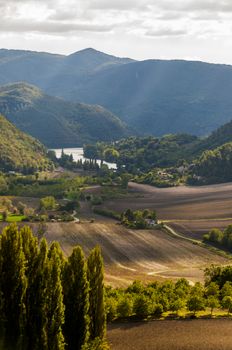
[0,214,26,222]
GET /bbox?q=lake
[53,148,117,170]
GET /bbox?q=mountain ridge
[0,82,130,147]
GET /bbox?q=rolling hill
[1,48,232,137]
[0,82,129,147]
[0,114,52,172]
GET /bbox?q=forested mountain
[0,82,129,147]
[1,48,232,137]
[0,48,132,91]
[0,114,52,172]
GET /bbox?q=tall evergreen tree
[0,224,27,349]
[23,238,48,350]
[46,242,65,350]
[87,246,106,341]
[63,246,89,350]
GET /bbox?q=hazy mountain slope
[1,48,232,137]
[0,82,129,147]
[66,59,232,137]
[0,114,51,172]
[0,48,133,91]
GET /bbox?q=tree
[117,297,133,318]
[170,298,185,316]
[187,283,205,316]
[133,295,151,318]
[39,196,57,210]
[46,242,65,350]
[87,246,106,341]
[0,175,8,194]
[206,296,220,316]
[0,224,27,348]
[24,238,49,350]
[63,246,89,350]
[103,148,119,163]
[187,295,205,316]
[222,296,232,315]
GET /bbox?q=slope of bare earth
[108,319,232,350]
[168,220,232,241]
[103,182,232,220]
[43,222,228,286]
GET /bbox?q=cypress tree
[87,246,106,341]
[0,224,27,349]
[23,237,48,350]
[63,246,89,350]
[46,242,65,350]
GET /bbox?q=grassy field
[0,214,25,222]
[108,319,232,350]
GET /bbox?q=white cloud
[0,0,232,64]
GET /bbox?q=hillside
[1,49,232,136]
[0,48,132,91]
[68,59,232,137]
[0,82,129,147]
[0,114,52,172]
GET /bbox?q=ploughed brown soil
[108,319,232,350]
[1,182,232,286]
[168,220,232,241]
[43,222,228,286]
[104,182,232,220]
[102,182,232,242]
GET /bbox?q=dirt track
[108,319,232,350]
[44,222,228,286]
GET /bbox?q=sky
[1,0,232,64]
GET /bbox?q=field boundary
[162,223,232,260]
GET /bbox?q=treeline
[84,135,197,173]
[106,269,232,320]
[189,142,232,184]
[203,225,232,251]
[0,173,93,198]
[0,224,108,350]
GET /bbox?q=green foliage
[203,224,232,252]
[117,297,133,318]
[63,247,89,350]
[0,83,129,148]
[121,208,157,229]
[39,196,57,210]
[0,225,108,350]
[133,295,151,318]
[87,246,106,341]
[0,114,53,173]
[191,142,232,184]
[0,224,27,348]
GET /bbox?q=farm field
[108,319,232,350]
[42,222,228,286]
[103,182,232,220]
[101,182,232,240]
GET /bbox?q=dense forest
[83,119,232,186]
[0,115,52,173]
[0,83,129,147]
[0,224,108,350]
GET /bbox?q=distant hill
[68,59,232,137]
[1,48,232,136]
[0,82,130,147]
[0,48,133,93]
[0,114,52,172]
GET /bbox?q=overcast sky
[1,0,232,64]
